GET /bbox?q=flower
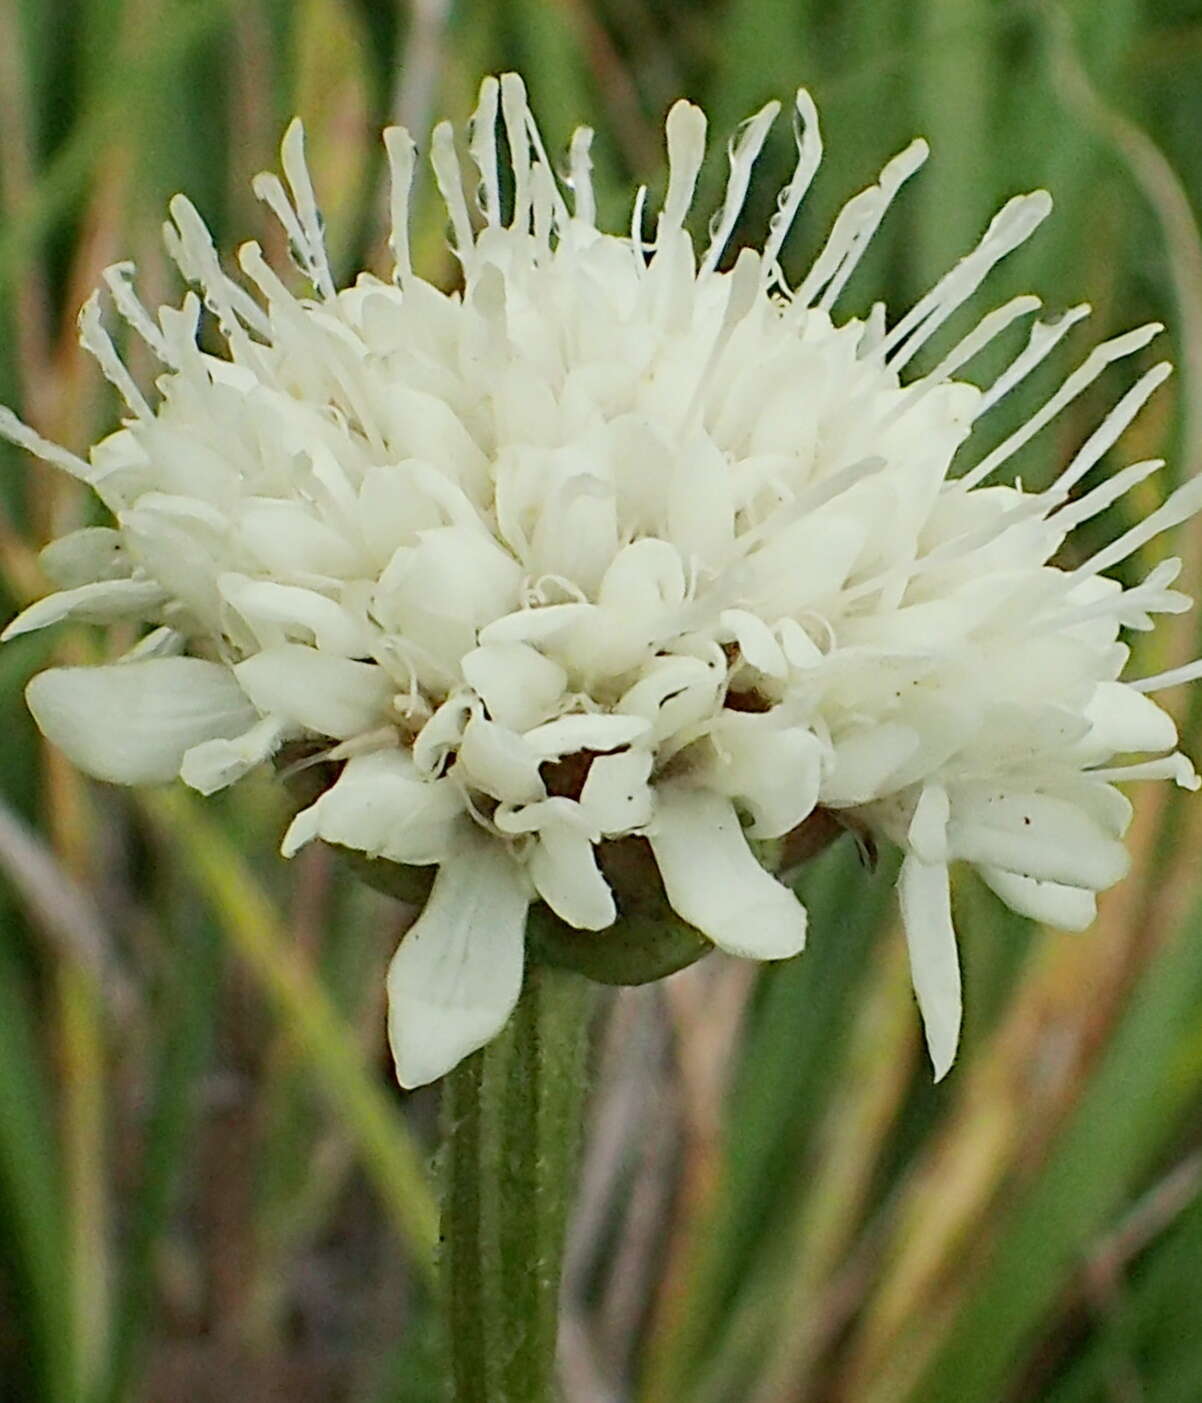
[3,75,1199,1088]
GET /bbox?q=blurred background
[2,0,1202,1400]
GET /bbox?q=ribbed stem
[442,963,594,1403]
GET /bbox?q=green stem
[442,962,594,1403]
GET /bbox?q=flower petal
[1074,681,1178,762]
[460,642,567,731]
[39,526,126,588]
[700,713,823,839]
[529,819,616,929]
[26,658,256,785]
[219,573,376,657]
[386,834,529,1088]
[647,785,807,958]
[282,750,466,863]
[578,748,654,835]
[897,853,961,1081]
[457,715,545,803]
[947,788,1129,891]
[181,716,287,794]
[977,865,1097,930]
[523,713,650,759]
[2,579,166,641]
[823,723,919,805]
[234,644,393,739]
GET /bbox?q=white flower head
[4,75,1199,1087]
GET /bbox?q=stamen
[280,120,336,300]
[962,322,1164,489]
[884,191,1052,369]
[430,121,476,261]
[1089,756,1200,788]
[1068,474,1202,582]
[78,294,153,419]
[1131,658,1202,693]
[658,100,707,245]
[522,106,570,232]
[567,127,596,226]
[925,295,1041,387]
[1050,458,1164,533]
[630,185,649,258]
[762,89,822,281]
[168,195,270,369]
[101,263,172,363]
[383,126,417,281]
[700,101,780,276]
[818,139,928,312]
[795,191,880,311]
[468,77,502,225]
[1053,362,1172,496]
[0,407,97,482]
[974,304,1091,418]
[500,73,533,231]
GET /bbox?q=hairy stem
[442,962,594,1402]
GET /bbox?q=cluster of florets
[3,75,1197,1086]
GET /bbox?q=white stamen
[700,101,780,276]
[468,77,502,225]
[1054,362,1173,496]
[762,89,822,281]
[1050,459,1164,533]
[1131,659,1202,693]
[168,195,269,367]
[819,139,928,312]
[383,126,417,280]
[500,73,533,231]
[430,121,476,260]
[659,101,707,244]
[280,120,336,300]
[963,322,1164,489]
[0,407,97,482]
[1068,475,1202,582]
[78,294,153,419]
[974,304,1092,418]
[886,192,1052,371]
[102,263,172,363]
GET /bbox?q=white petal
[823,723,919,805]
[180,716,287,794]
[457,716,545,803]
[1074,681,1178,762]
[494,795,596,838]
[719,609,787,678]
[2,579,166,640]
[386,834,529,1088]
[283,750,466,863]
[897,854,961,1081]
[907,783,950,864]
[529,820,616,929]
[234,645,393,739]
[947,789,1129,891]
[39,527,126,588]
[616,656,723,743]
[460,642,568,731]
[26,659,256,785]
[412,693,474,777]
[977,866,1097,930]
[523,713,650,760]
[219,574,376,657]
[238,499,363,576]
[700,714,823,839]
[648,786,807,959]
[578,748,655,835]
